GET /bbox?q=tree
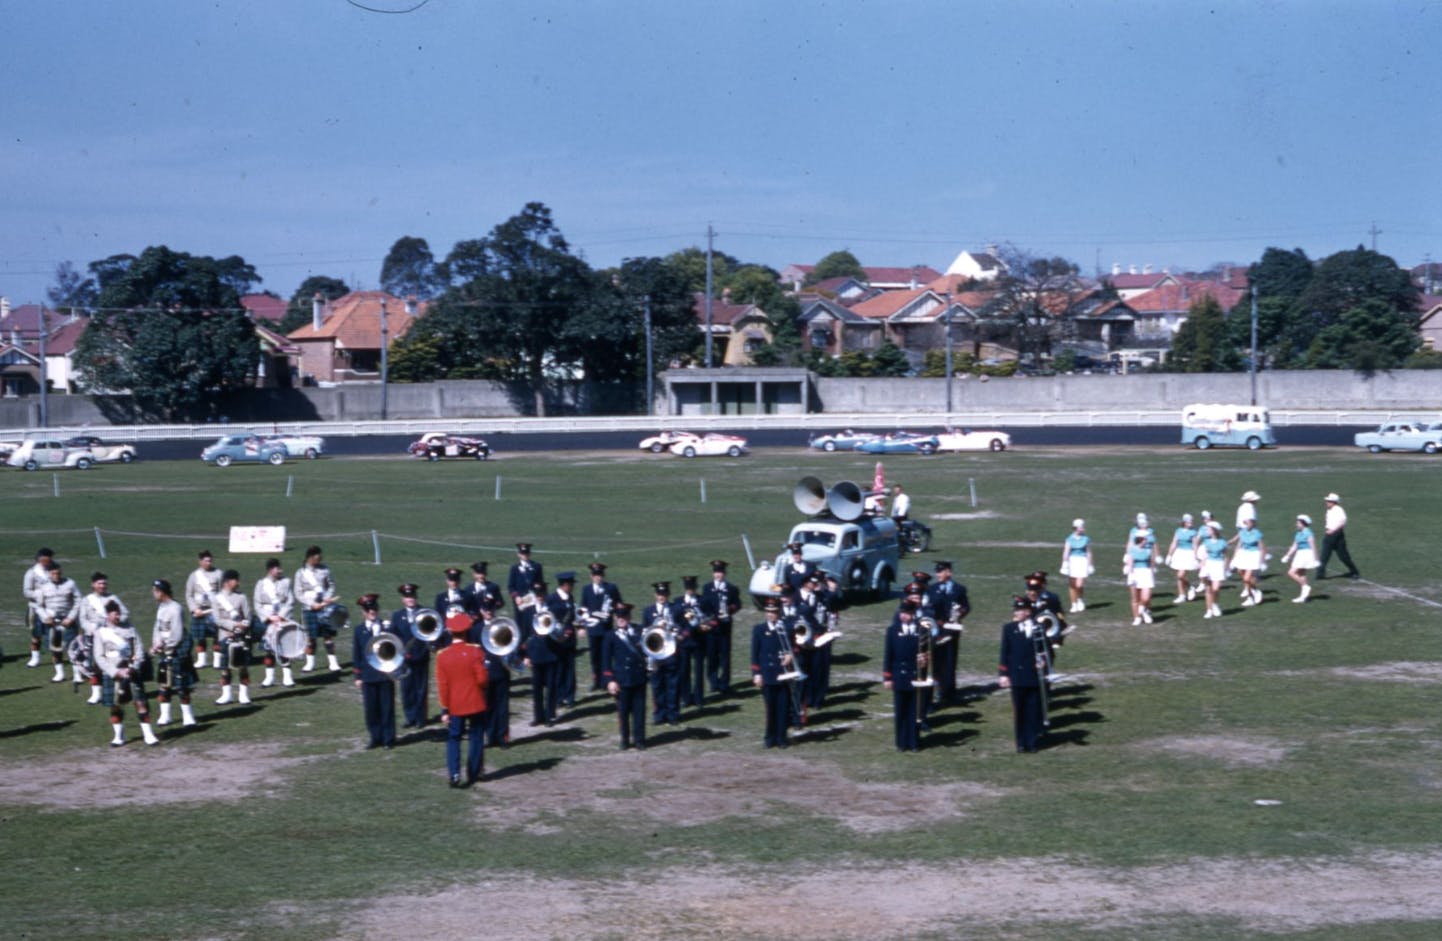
[567,256,699,383]
[1275,246,1417,367]
[419,203,593,415]
[663,246,742,294]
[72,245,260,420]
[805,250,865,286]
[380,236,438,300]
[280,276,351,335]
[1168,296,1237,372]
[1304,298,1419,373]
[870,341,910,376]
[980,247,1091,363]
[47,261,97,313]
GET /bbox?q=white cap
[1242,490,1261,502]
[1182,513,1194,523]
[1135,512,1149,526]
[1297,514,1312,525]
[1324,492,1341,503]
[1072,518,1085,529]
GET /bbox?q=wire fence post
[94,527,107,559]
[741,533,755,570]
[53,474,60,498]
[371,530,382,566]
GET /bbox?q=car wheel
[823,441,836,452]
[120,452,134,464]
[428,453,440,462]
[75,457,92,470]
[682,446,697,458]
[23,459,37,471]
[1367,444,1382,454]
[915,524,932,553]
[1425,442,1438,455]
[989,439,1005,452]
[919,444,936,456]
[475,451,487,461]
[1194,437,1211,450]
[304,448,319,460]
[727,445,742,457]
[215,455,233,468]
[1246,436,1262,451]
[649,442,664,453]
[267,451,285,465]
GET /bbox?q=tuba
[481,617,521,659]
[411,608,443,644]
[642,624,676,663]
[365,631,406,677]
[533,609,562,640]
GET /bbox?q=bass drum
[273,620,308,659]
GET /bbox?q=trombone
[1023,616,1052,727]
[778,618,810,733]
[913,617,938,726]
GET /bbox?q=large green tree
[280,275,351,335]
[73,246,260,420]
[1169,296,1238,372]
[1304,298,1420,373]
[1274,246,1417,367]
[380,236,439,300]
[47,261,97,313]
[570,256,699,383]
[805,249,865,286]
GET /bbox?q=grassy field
[2,446,1440,940]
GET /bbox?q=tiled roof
[691,292,761,327]
[1106,273,1170,290]
[0,303,55,334]
[848,287,929,320]
[43,319,88,355]
[288,291,420,348]
[1126,280,1246,313]
[242,293,288,322]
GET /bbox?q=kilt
[101,674,148,708]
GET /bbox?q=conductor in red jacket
[436,611,490,788]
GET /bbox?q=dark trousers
[682,642,706,706]
[446,712,485,782]
[401,659,429,726]
[932,637,958,705]
[1010,684,1044,752]
[485,670,510,746]
[761,683,789,748]
[362,681,396,747]
[530,662,559,724]
[615,683,646,748]
[649,661,681,723]
[558,642,577,706]
[893,686,921,751]
[1318,529,1359,577]
[706,627,732,693]
[586,626,607,690]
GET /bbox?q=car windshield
[793,530,837,549]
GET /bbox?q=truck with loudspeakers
[748,476,901,607]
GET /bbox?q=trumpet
[411,608,443,644]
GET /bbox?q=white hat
[1201,509,1212,519]
[1135,512,1149,526]
[1206,519,1223,531]
[1241,490,1261,502]
[1297,514,1312,525]
[1072,518,1085,529]
[1324,492,1341,503]
[1182,513,1194,523]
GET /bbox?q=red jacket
[436,642,489,717]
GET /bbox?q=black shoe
[635,744,646,752]
[450,775,463,789]
[1349,572,1361,580]
[1316,573,1328,580]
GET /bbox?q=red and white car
[670,433,749,458]
[407,432,492,461]
[639,430,700,453]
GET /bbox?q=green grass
[2,447,1440,939]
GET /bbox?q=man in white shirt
[1317,492,1360,580]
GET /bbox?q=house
[1420,295,1442,352]
[691,292,773,366]
[807,276,877,304]
[779,264,942,293]
[796,297,883,356]
[1103,264,1178,300]
[241,293,288,324]
[847,287,977,367]
[944,248,1007,283]
[0,341,42,397]
[287,290,420,385]
[0,302,88,393]
[1123,278,1248,344]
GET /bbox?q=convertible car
[856,432,940,455]
[670,433,749,458]
[408,432,492,461]
[639,430,700,453]
[63,435,139,463]
[807,429,880,452]
[932,428,1011,452]
[201,435,288,467]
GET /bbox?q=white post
[969,478,977,508]
[53,474,60,498]
[699,478,707,504]
[94,527,107,559]
[495,476,502,501]
[741,533,755,570]
[286,475,294,498]
[372,530,382,566]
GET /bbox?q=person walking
[1316,493,1360,580]
[1281,514,1319,603]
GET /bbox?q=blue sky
[2,0,1437,306]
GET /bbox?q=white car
[670,433,748,458]
[63,435,138,464]
[1354,421,1442,454]
[639,430,700,453]
[7,439,96,470]
[932,427,1011,452]
[262,433,326,460]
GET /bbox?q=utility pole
[38,309,49,428]
[379,298,389,421]
[1249,284,1259,407]
[1368,221,1382,252]
[704,222,716,415]
[943,291,954,415]
[644,294,654,417]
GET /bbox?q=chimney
[1143,264,1152,275]
[312,293,325,331]
[721,288,732,304]
[909,266,919,290]
[1111,263,1121,276]
[404,295,417,317]
[1128,265,1137,275]
[0,296,9,320]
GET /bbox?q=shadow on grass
[0,685,43,698]
[261,687,322,703]
[484,755,564,781]
[1041,727,1092,748]
[791,724,853,745]
[925,726,980,748]
[927,709,981,729]
[830,652,871,666]
[514,726,588,747]
[687,702,741,721]
[807,707,867,724]
[0,718,77,738]
[1046,710,1104,731]
[158,721,218,742]
[560,702,616,722]
[1047,694,1094,710]
[212,704,264,721]
[648,726,732,747]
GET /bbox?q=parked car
[1354,420,1442,454]
[1180,403,1276,450]
[262,433,325,460]
[63,435,138,464]
[807,429,880,452]
[932,427,1011,452]
[639,430,700,453]
[408,432,492,461]
[0,441,19,462]
[671,433,748,458]
[7,439,96,471]
[856,431,940,455]
[201,435,288,467]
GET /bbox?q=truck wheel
[1194,437,1211,450]
[215,455,232,468]
[268,451,285,465]
[874,570,892,601]
[1246,436,1262,451]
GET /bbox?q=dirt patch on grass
[0,742,326,808]
[930,510,1000,520]
[1326,661,1442,684]
[475,748,1005,834]
[1137,734,1288,768]
[350,852,1442,939]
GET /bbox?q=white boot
[1077,598,1085,612]
[303,654,316,672]
[27,649,41,667]
[141,722,160,746]
[1141,608,1153,624]
[282,667,295,687]
[157,702,173,726]
[52,663,66,683]
[212,650,222,668]
[195,650,207,669]
[326,654,341,672]
[1300,583,1311,601]
[181,704,197,726]
[110,723,125,747]
[215,684,234,705]
[86,684,102,705]
[262,667,276,687]
[237,684,252,705]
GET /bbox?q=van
[1180,403,1276,450]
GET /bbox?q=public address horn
[792,476,868,522]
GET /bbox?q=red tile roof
[242,293,288,322]
[1126,280,1246,313]
[848,287,929,320]
[287,291,420,348]
[691,292,760,326]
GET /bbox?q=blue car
[856,432,940,455]
[201,435,289,467]
[808,429,880,452]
